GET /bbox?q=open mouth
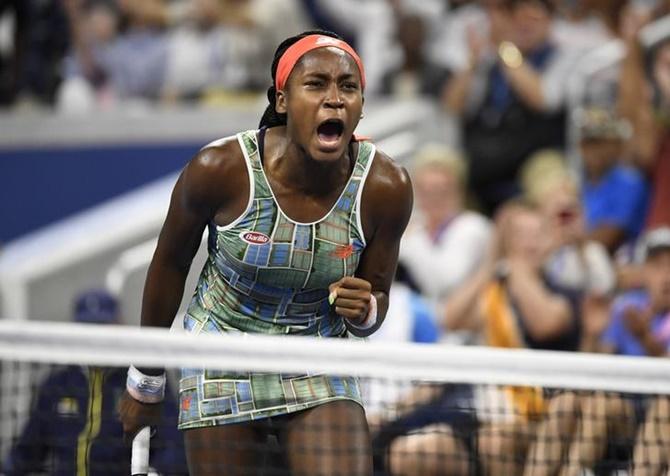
[316,119,344,146]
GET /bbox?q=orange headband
[275,35,366,91]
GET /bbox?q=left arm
[331,151,413,337]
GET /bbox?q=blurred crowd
[377,2,670,474]
[0,0,662,111]
[2,0,670,474]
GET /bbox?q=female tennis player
[119,30,413,475]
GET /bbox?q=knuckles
[340,276,372,291]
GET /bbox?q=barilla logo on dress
[240,231,271,245]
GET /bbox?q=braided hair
[258,30,344,129]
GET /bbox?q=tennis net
[1,319,669,476]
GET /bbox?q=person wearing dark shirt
[3,289,187,476]
[444,0,575,214]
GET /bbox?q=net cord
[0,320,669,394]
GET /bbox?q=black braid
[258,30,344,129]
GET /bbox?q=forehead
[292,47,360,78]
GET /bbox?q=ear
[275,89,287,114]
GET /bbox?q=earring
[360,113,365,119]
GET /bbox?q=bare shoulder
[361,148,413,232]
[187,135,244,182]
[365,149,413,207]
[180,135,248,214]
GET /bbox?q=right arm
[140,173,209,330]
[141,143,240,329]
[120,141,243,439]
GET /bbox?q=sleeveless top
[183,129,376,337]
[177,130,374,428]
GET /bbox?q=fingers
[118,391,162,446]
[334,296,370,320]
[328,277,372,305]
[328,278,372,307]
[332,276,372,292]
[328,277,372,324]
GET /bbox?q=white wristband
[348,294,378,330]
[127,365,166,403]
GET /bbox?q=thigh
[184,423,268,476]
[282,400,372,476]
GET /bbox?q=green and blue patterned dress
[178,129,376,429]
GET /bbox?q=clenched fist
[328,277,373,327]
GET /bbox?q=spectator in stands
[578,107,650,255]
[627,225,670,476]
[399,144,491,320]
[444,0,576,214]
[161,0,260,102]
[160,0,226,102]
[428,0,489,78]
[58,0,170,110]
[444,199,582,352]
[520,149,616,351]
[613,13,670,288]
[0,0,70,108]
[2,289,187,476]
[554,227,670,476]
[643,36,670,230]
[386,201,583,476]
[522,149,613,294]
[378,9,450,99]
[551,0,613,52]
[599,227,670,357]
[564,0,638,109]
[163,0,310,103]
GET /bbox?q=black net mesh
[1,322,669,476]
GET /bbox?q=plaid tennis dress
[178,129,375,429]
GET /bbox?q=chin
[310,147,346,162]
[310,139,349,161]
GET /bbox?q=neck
[267,129,352,196]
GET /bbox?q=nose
[324,83,343,109]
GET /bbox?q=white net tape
[1,320,669,394]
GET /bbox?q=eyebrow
[302,72,358,81]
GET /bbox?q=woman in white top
[399,144,492,310]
